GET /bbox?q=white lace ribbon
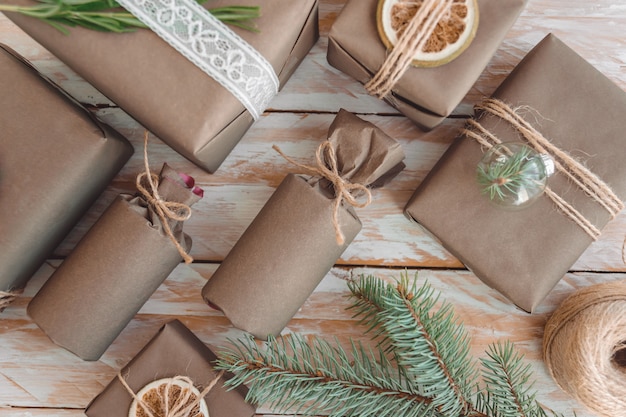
[116,0,279,120]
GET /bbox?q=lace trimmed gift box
[4,0,319,172]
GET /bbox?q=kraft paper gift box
[28,163,202,360]
[404,34,626,312]
[3,0,319,173]
[0,44,133,310]
[202,109,405,339]
[327,0,526,130]
[85,320,255,417]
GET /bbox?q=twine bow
[463,98,624,240]
[273,141,372,245]
[118,371,225,417]
[0,288,23,312]
[365,0,454,98]
[136,132,193,264]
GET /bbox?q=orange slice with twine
[376,0,479,68]
[129,378,209,417]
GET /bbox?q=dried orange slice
[376,0,479,67]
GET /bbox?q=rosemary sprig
[0,0,260,34]
[477,145,544,202]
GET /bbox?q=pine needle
[477,145,545,202]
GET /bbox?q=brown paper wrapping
[327,0,526,130]
[0,44,133,300]
[28,164,201,360]
[3,0,319,172]
[85,320,255,417]
[404,34,626,312]
[202,110,405,339]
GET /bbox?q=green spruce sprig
[215,273,567,417]
[0,0,260,34]
[477,145,542,202]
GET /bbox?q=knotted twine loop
[543,280,626,417]
[0,288,24,312]
[463,98,624,240]
[365,0,453,98]
[118,370,225,417]
[136,132,193,264]
[273,141,373,245]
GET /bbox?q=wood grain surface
[1,1,625,416]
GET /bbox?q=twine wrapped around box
[365,0,455,97]
[463,98,624,240]
[543,280,626,417]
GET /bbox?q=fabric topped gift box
[404,34,626,312]
[203,110,405,339]
[85,320,255,417]
[0,44,133,311]
[327,0,526,130]
[4,0,319,172]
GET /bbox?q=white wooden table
[1,1,625,416]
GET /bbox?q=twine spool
[543,280,626,417]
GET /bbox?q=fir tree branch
[215,333,441,417]
[477,342,566,417]
[0,0,260,34]
[348,274,479,416]
[215,274,568,417]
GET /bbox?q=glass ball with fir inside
[476,142,554,209]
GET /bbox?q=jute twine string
[273,142,372,245]
[136,132,193,264]
[118,370,224,417]
[0,288,24,312]
[543,280,626,417]
[365,0,453,98]
[463,98,624,240]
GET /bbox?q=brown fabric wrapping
[327,0,526,130]
[404,34,626,312]
[0,44,133,303]
[3,0,319,173]
[202,110,405,339]
[28,164,201,360]
[85,320,255,417]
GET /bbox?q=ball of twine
[543,280,626,417]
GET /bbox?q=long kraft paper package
[86,320,255,417]
[404,34,626,312]
[327,0,526,130]
[28,163,202,360]
[4,0,319,173]
[202,109,405,339]
[0,44,133,309]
